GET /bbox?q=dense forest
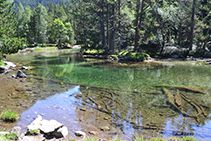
[0,0,211,59]
[13,0,67,9]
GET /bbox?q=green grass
[0,61,6,67]
[0,110,19,122]
[0,132,18,141]
[33,47,44,51]
[25,129,39,135]
[34,47,57,52]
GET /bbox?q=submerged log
[156,85,205,94]
[163,88,198,121]
[175,89,182,107]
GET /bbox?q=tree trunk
[134,0,145,52]
[117,0,121,52]
[189,0,196,52]
[100,0,107,53]
[109,1,115,52]
[134,0,140,51]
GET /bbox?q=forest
[0,0,211,59]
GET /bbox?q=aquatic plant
[25,129,40,135]
[0,110,19,122]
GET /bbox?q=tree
[28,3,48,44]
[0,0,25,59]
[49,18,74,47]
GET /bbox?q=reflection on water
[4,50,211,140]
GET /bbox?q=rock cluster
[26,115,68,140]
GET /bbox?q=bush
[0,110,19,122]
[119,51,149,61]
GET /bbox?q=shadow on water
[4,50,211,140]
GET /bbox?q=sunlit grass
[0,110,19,122]
[0,61,6,66]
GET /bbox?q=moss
[0,110,19,122]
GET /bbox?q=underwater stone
[100,126,110,131]
[17,70,27,78]
[75,131,86,137]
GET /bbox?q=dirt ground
[0,74,29,130]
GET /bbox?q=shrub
[0,110,19,122]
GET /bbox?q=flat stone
[27,115,43,130]
[39,119,63,133]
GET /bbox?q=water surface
[5,50,211,140]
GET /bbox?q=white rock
[52,126,68,138]
[39,119,63,133]
[27,115,42,130]
[3,61,16,69]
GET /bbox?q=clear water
[5,50,211,140]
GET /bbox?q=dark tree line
[0,0,211,59]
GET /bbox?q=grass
[25,129,39,135]
[0,61,6,67]
[0,132,18,141]
[0,110,19,122]
[34,46,57,52]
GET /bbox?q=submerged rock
[75,131,86,137]
[21,66,28,70]
[17,70,27,78]
[100,126,110,131]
